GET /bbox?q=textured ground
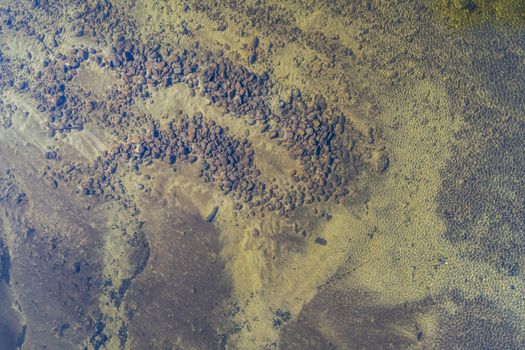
[0,0,524,349]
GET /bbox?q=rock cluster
[0,1,366,215]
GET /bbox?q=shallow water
[0,0,524,349]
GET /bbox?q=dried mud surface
[0,0,524,349]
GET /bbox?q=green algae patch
[431,0,525,28]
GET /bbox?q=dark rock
[248,52,257,65]
[46,151,57,159]
[251,37,260,50]
[453,0,477,11]
[124,51,134,61]
[377,154,389,173]
[315,237,327,245]
[55,95,66,107]
[206,206,219,222]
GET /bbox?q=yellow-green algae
[431,0,525,28]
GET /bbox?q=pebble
[206,206,219,222]
[314,237,327,245]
